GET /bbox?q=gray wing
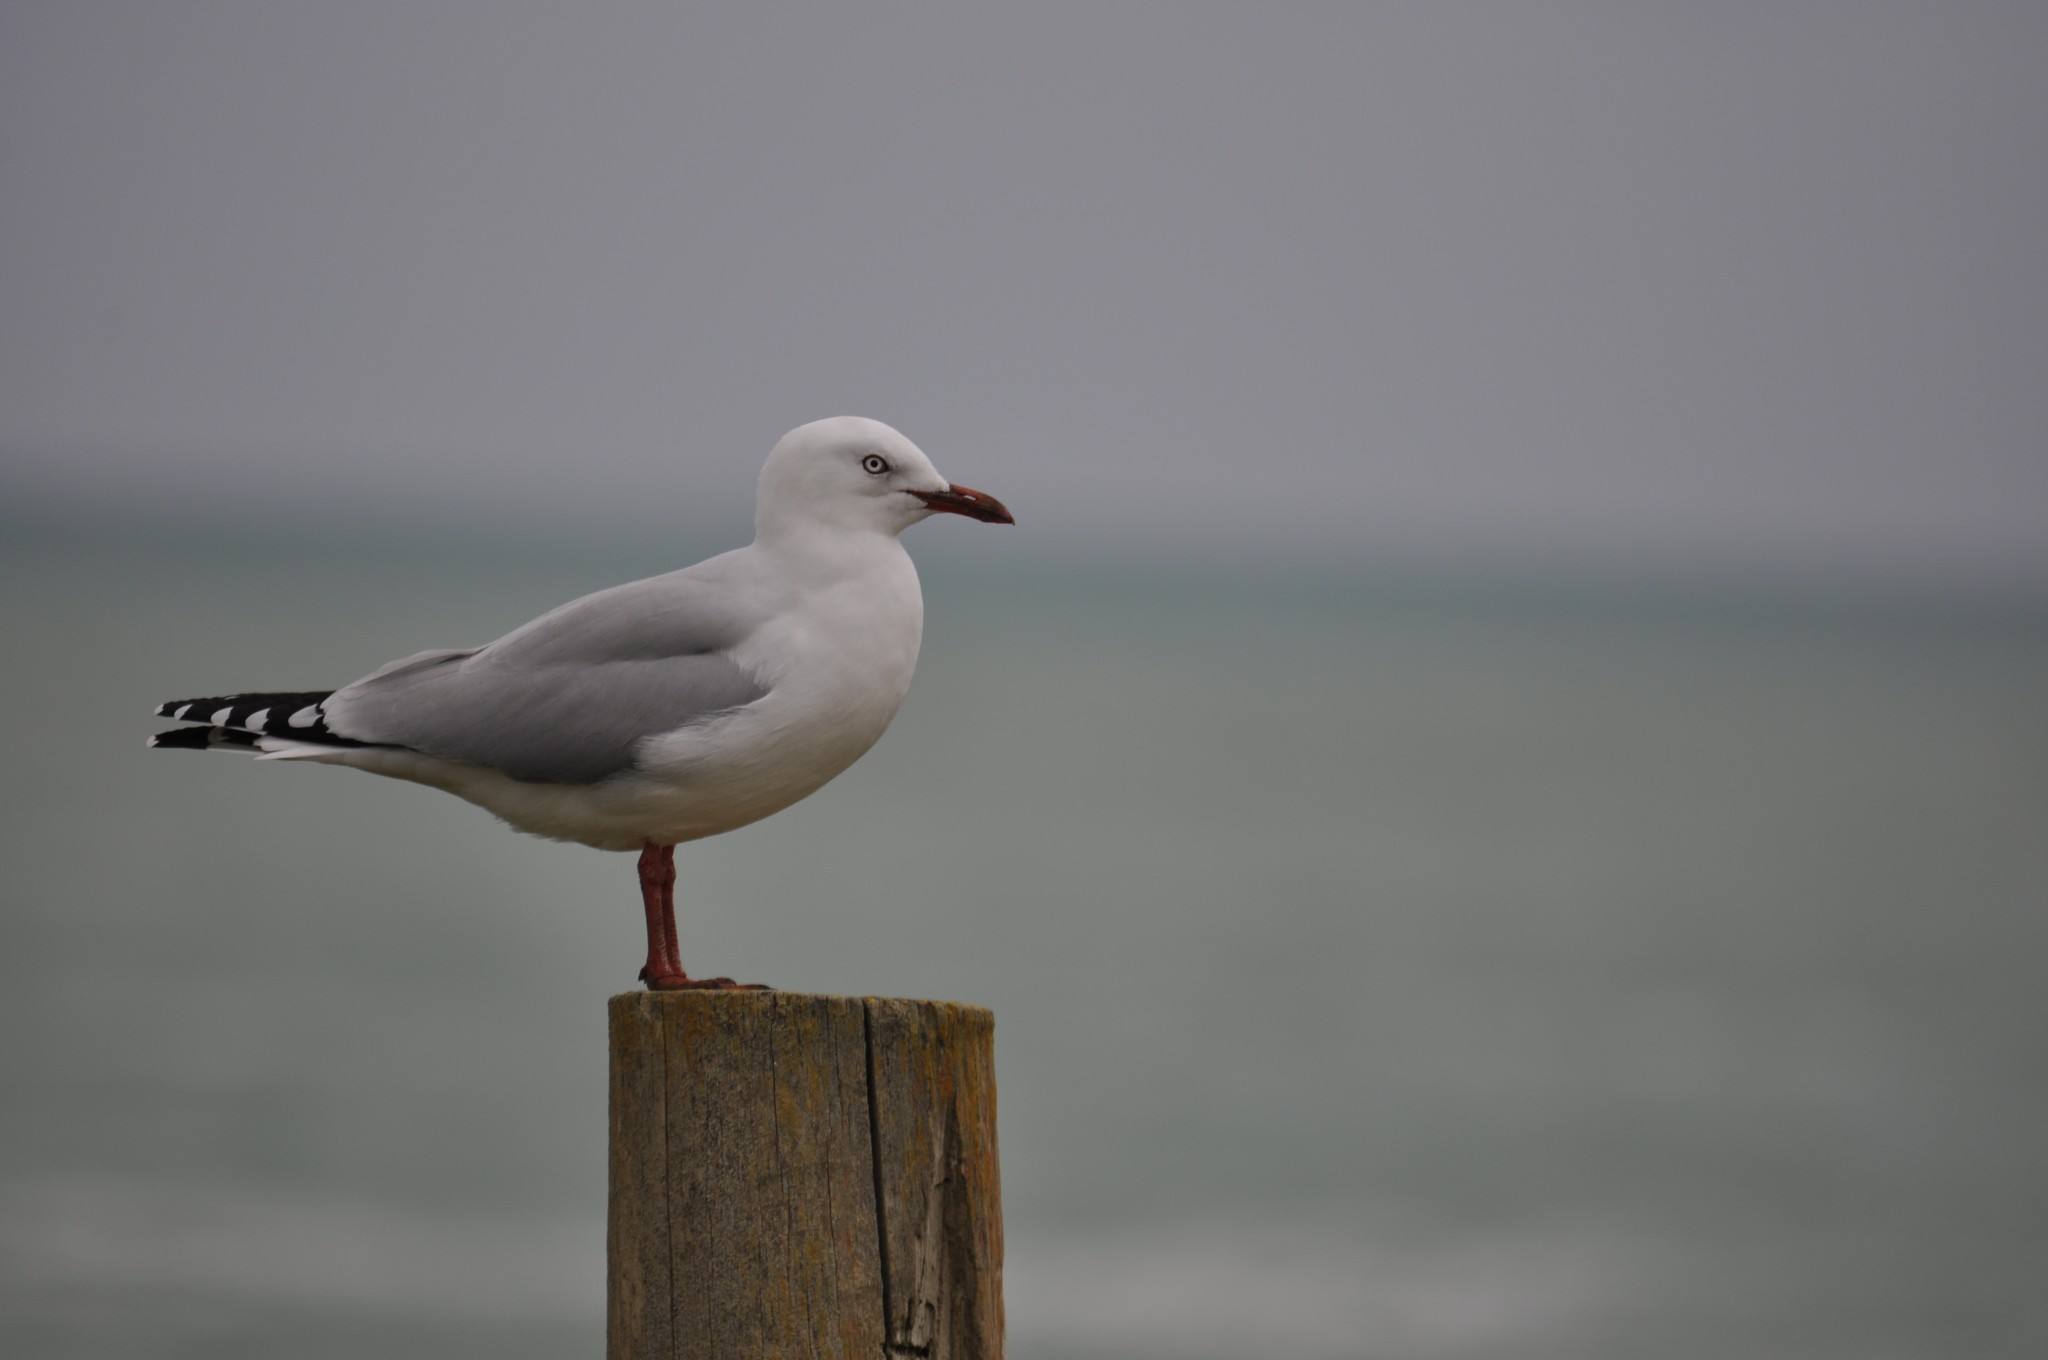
[321,565,771,784]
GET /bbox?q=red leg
[635,842,769,991]
[637,844,680,985]
[657,844,681,976]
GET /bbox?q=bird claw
[640,971,773,992]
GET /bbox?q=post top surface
[608,990,993,1024]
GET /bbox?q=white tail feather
[254,737,353,761]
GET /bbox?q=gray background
[4,5,2046,1358]
[6,2,2046,586]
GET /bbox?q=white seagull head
[755,416,1014,542]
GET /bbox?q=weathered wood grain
[607,993,671,1360]
[607,991,1002,1360]
[866,1000,1004,1358]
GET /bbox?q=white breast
[628,536,926,839]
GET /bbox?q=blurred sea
[3,524,2045,1359]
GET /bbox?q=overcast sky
[4,3,2044,587]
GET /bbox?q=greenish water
[3,530,2045,1358]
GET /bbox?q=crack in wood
[863,1000,898,1349]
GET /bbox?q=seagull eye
[861,454,890,475]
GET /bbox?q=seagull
[148,417,1013,989]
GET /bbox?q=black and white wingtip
[148,689,362,753]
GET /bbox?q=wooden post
[607,991,1003,1359]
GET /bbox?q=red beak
[911,483,1015,525]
